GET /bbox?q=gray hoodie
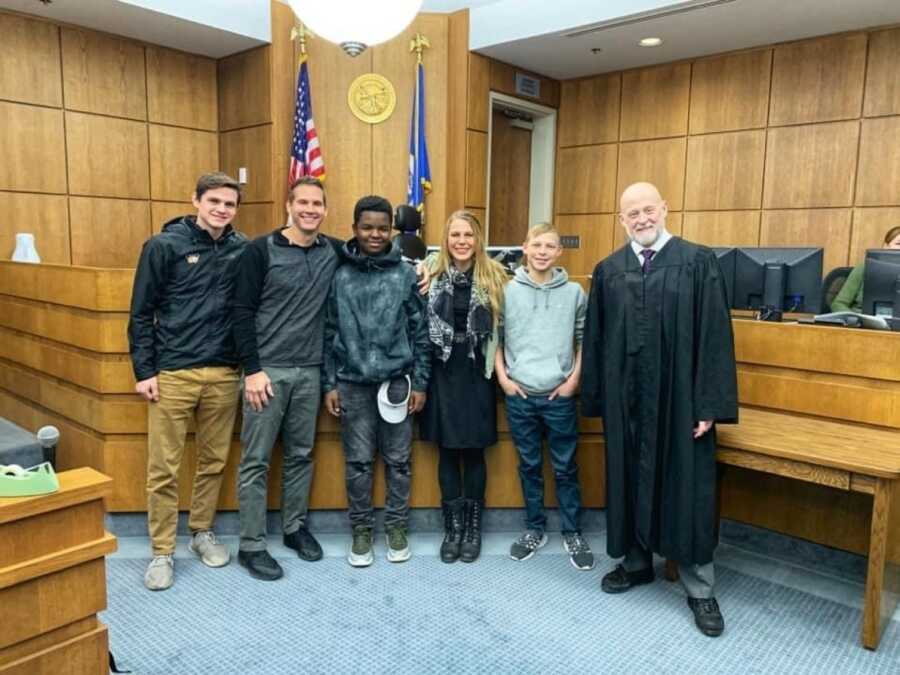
[501,266,587,395]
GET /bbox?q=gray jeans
[337,380,412,529]
[624,542,716,599]
[238,366,320,552]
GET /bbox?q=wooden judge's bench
[2,263,900,650]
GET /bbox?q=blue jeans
[505,394,582,533]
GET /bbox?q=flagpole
[409,34,431,224]
[291,22,312,63]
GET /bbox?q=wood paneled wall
[446,10,560,243]
[555,28,900,277]
[0,11,219,268]
[219,1,455,244]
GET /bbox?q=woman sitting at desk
[831,226,900,312]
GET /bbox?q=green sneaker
[348,525,374,567]
[386,525,411,563]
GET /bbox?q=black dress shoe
[238,550,283,581]
[687,597,725,637]
[600,564,655,594]
[284,527,323,561]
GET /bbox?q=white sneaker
[385,526,411,563]
[189,530,230,568]
[144,554,174,591]
[348,526,374,567]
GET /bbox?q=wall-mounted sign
[348,73,397,124]
[515,72,541,99]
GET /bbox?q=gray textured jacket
[323,239,431,392]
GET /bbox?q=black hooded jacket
[128,216,247,381]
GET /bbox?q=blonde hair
[522,222,561,269]
[433,210,508,324]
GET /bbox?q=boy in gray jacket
[323,195,430,568]
[495,223,594,571]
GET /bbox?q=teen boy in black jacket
[129,172,246,591]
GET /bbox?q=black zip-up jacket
[232,229,340,375]
[128,216,247,381]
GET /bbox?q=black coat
[582,237,738,566]
[128,216,247,381]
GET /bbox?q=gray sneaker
[509,530,548,561]
[348,525,374,567]
[144,554,174,591]
[562,532,595,570]
[189,530,230,568]
[386,526,411,563]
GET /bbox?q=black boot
[459,499,483,563]
[440,499,465,563]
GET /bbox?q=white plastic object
[12,232,41,263]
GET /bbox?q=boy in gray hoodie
[495,223,594,571]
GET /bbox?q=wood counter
[0,467,115,674]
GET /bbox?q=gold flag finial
[409,33,430,64]
[291,22,314,59]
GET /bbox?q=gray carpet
[103,552,900,674]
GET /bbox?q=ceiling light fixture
[286,0,422,57]
[639,37,663,47]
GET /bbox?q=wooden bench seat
[713,407,900,650]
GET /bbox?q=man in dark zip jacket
[231,176,340,581]
[128,172,247,591]
[323,195,431,568]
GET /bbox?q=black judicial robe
[581,237,738,566]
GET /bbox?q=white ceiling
[0,0,268,58]
[1,0,897,77]
[470,0,900,79]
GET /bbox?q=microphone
[36,425,59,468]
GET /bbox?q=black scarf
[427,266,493,363]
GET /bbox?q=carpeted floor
[103,537,900,674]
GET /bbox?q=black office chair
[821,266,854,313]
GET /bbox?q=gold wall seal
[348,73,396,124]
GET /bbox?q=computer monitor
[733,247,823,321]
[711,247,736,309]
[861,249,900,317]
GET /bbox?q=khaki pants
[146,367,240,555]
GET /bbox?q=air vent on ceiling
[563,0,739,38]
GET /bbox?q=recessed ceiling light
[639,37,663,47]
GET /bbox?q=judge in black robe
[582,182,738,637]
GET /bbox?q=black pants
[438,446,486,500]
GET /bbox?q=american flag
[288,57,325,184]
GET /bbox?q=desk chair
[821,266,853,313]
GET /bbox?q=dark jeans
[505,394,582,533]
[338,380,412,528]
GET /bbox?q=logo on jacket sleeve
[186,254,200,264]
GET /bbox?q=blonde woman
[422,210,508,563]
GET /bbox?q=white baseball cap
[377,375,411,424]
